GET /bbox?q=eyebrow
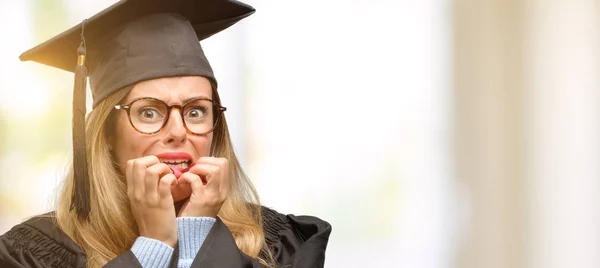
[182,95,212,104]
[123,95,212,105]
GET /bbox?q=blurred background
[1,0,599,267]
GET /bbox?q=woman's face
[112,76,214,202]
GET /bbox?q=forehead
[125,76,213,102]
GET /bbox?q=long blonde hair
[56,85,274,267]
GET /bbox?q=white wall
[525,0,600,267]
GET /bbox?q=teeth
[160,159,190,169]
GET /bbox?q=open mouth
[158,159,195,179]
[155,152,194,179]
[160,159,191,169]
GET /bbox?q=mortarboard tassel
[70,21,91,220]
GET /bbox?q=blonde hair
[56,86,275,267]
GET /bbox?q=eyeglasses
[114,97,226,135]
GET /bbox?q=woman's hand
[126,155,178,247]
[177,157,230,218]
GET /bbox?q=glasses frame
[114,97,226,135]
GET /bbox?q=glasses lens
[183,99,215,134]
[130,99,168,133]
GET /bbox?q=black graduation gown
[0,207,331,268]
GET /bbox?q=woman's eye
[186,108,205,118]
[139,108,160,119]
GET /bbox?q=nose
[162,108,187,146]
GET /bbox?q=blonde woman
[0,1,331,267]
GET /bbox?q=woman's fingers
[187,164,223,203]
[188,163,220,184]
[145,163,172,198]
[130,156,160,200]
[195,157,228,173]
[179,172,204,196]
[178,157,230,217]
[190,157,230,198]
[128,156,174,204]
[178,172,206,217]
[125,155,178,247]
[158,173,177,199]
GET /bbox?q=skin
[111,76,230,247]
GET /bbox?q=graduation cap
[19,0,255,219]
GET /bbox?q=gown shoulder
[0,212,86,268]
[261,206,332,267]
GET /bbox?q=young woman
[0,1,331,267]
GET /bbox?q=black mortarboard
[19,0,255,219]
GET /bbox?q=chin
[171,183,192,202]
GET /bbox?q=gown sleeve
[261,207,332,268]
[0,215,87,268]
[0,215,145,268]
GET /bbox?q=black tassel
[70,22,91,220]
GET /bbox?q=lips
[156,152,194,178]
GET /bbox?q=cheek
[191,133,213,157]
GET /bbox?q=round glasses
[114,97,226,135]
